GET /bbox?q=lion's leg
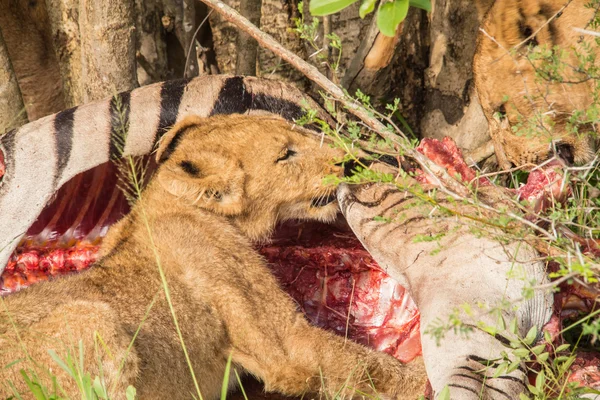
[0,300,139,399]
[233,315,427,400]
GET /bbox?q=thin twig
[184,10,214,78]
[513,0,573,50]
[195,0,598,267]
[573,27,600,37]
[195,0,472,198]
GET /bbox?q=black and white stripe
[337,182,554,399]
[210,76,305,121]
[53,107,76,187]
[155,78,190,143]
[0,75,329,272]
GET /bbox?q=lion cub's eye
[276,148,297,162]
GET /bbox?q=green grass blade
[19,370,47,400]
[220,352,233,400]
[234,369,248,400]
[7,379,25,400]
[47,350,75,380]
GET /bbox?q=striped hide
[337,182,554,399]
[0,75,328,272]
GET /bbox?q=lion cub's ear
[155,116,246,216]
[155,116,206,163]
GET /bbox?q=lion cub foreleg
[275,320,427,399]
[226,288,427,399]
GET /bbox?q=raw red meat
[262,222,421,363]
[516,160,571,214]
[2,136,599,391]
[0,162,423,363]
[415,137,491,187]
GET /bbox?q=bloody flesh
[0,162,423,363]
[2,137,600,388]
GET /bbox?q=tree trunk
[45,0,84,107]
[79,0,138,102]
[0,29,26,132]
[0,0,65,120]
[135,0,170,85]
[341,0,495,159]
[418,0,492,155]
[235,0,262,75]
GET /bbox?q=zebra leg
[337,182,553,399]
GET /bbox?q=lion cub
[0,115,424,399]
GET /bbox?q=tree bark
[162,0,200,79]
[135,0,169,85]
[0,29,26,132]
[182,0,200,78]
[342,12,402,94]
[0,0,65,120]
[79,0,138,102]
[45,0,84,107]
[209,0,308,85]
[418,0,492,154]
[343,0,495,158]
[235,0,262,75]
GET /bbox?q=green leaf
[531,344,546,355]
[359,0,377,18]
[47,350,75,379]
[19,370,46,400]
[126,385,137,400]
[513,348,531,358]
[497,314,506,331]
[377,0,409,37]
[492,362,508,378]
[310,0,359,16]
[555,343,570,353]
[535,370,545,391]
[220,352,234,400]
[524,325,538,345]
[509,318,518,335]
[537,352,549,362]
[527,384,539,395]
[508,360,522,373]
[93,377,108,399]
[438,386,451,400]
[4,358,25,369]
[409,0,431,11]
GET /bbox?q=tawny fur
[474,0,596,168]
[0,115,426,399]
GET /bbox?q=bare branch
[196,0,471,197]
[183,0,200,78]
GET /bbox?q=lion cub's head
[153,115,343,240]
[474,0,597,168]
